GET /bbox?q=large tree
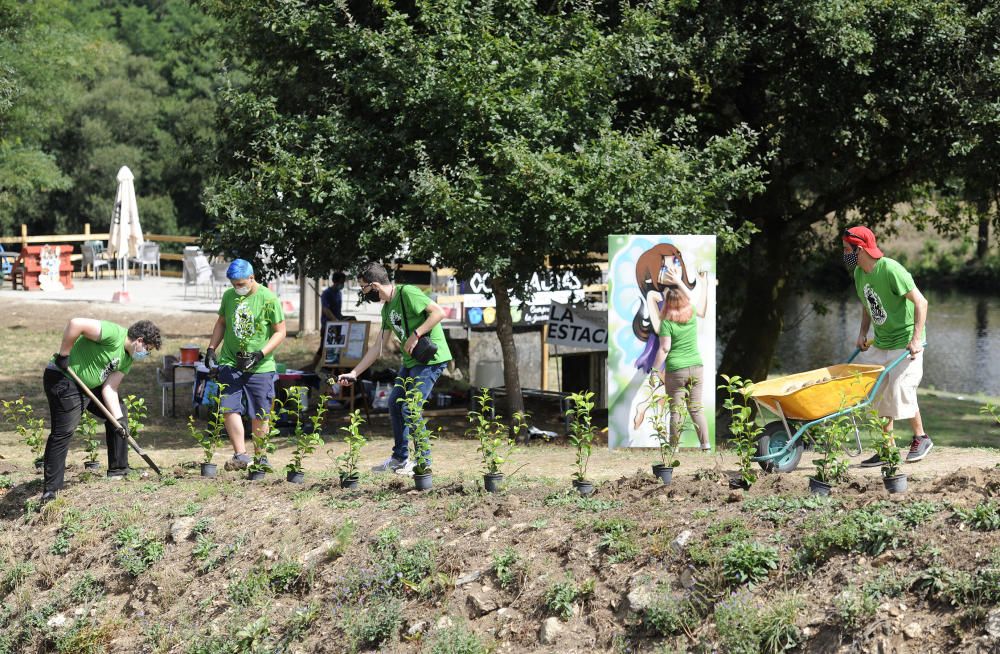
[622,0,1000,383]
[204,0,765,416]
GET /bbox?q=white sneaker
[371,456,407,473]
[394,460,415,477]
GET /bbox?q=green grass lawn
[917,389,999,449]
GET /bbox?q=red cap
[843,226,883,259]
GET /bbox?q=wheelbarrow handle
[847,341,927,368]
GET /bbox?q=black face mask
[844,249,858,272]
[359,287,380,303]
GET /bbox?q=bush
[714,593,801,654]
[644,592,698,636]
[113,526,165,576]
[544,576,593,621]
[428,625,488,654]
[345,598,401,652]
[492,546,522,591]
[722,541,779,587]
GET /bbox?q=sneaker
[40,491,57,504]
[371,456,407,474]
[224,453,252,471]
[394,459,415,477]
[905,435,933,463]
[859,454,886,468]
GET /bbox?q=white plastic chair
[131,242,160,278]
[183,249,212,298]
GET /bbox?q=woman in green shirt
[649,268,710,450]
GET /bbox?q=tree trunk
[491,279,527,436]
[718,221,799,391]
[977,214,989,262]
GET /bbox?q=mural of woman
[628,242,709,444]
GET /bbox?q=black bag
[401,286,438,365]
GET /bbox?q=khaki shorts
[854,347,922,420]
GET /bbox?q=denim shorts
[217,366,277,421]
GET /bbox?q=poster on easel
[324,321,370,368]
[39,245,63,291]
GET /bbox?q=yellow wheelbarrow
[750,347,918,473]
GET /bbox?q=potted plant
[645,376,681,485]
[809,413,851,496]
[284,386,329,484]
[468,388,523,493]
[718,375,762,490]
[188,383,228,478]
[332,409,367,489]
[399,377,438,490]
[567,390,596,496]
[248,410,278,481]
[869,413,904,493]
[2,398,46,472]
[233,297,273,371]
[78,412,101,470]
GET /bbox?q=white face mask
[234,286,251,296]
[132,343,149,361]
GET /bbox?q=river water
[769,289,999,396]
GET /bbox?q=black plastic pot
[200,463,217,478]
[483,472,504,493]
[248,470,266,481]
[729,477,751,490]
[575,480,595,496]
[652,464,673,485]
[286,470,305,484]
[340,474,360,489]
[84,460,101,471]
[236,351,254,371]
[414,473,433,491]
[883,473,907,494]
[808,477,832,496]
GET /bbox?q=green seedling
[77,412,101,463]
[331,410,367,481]
[567,390,596,483]
[719,375,761,487]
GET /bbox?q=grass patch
[113,526,165,576]
[593,518,639,563]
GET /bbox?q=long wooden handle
[63,367,162,475]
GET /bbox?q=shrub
[567,391,596,482]
[492,547,522,591]
[644,592,698,636]
[345,598,401,652]
[114,526,165,576]
[188,383,229,464]
[467,388,522,475]
[722,541,779,587]
[332,410,367,480]
[428,625,488,654]
[77,413,101,464]
[284,386,329,474]
[397,377,438,475]
[714,593,801,654]
[718,376,761,487]
[953,501,1000,531]
[269,560,309,593]
[228,569,270,608]
[544,576,594,621]
[594,518,639,563]
[834,587,878,629]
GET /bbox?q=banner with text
[547,303,607,351]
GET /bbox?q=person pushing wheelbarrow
[841,226,932,466]
[40,318,162,503]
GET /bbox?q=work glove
[115,417,129,441]
[54,354,70,370]
[239,350,264,372]
[205,347,217,368]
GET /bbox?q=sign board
[460,270,585,329]
[324,321,370,368]
[546,303,608,351]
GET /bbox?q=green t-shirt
[52,320,133,388]
[853,257,920,350]
[218,286,285,372]
[658,315,701,372]
[381,285,452,368]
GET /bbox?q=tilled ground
[1,460,998,653]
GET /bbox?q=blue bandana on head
[227,259,254,280]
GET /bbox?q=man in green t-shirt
[842,226,931,465]
[205,259,287,470]
[336,262,452,476]
[41,318,162,502]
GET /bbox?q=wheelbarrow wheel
[757,421,804,473]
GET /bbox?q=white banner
[547,303,608,350]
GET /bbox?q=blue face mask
[132,345,149,361]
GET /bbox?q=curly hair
[128,320,162,351]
